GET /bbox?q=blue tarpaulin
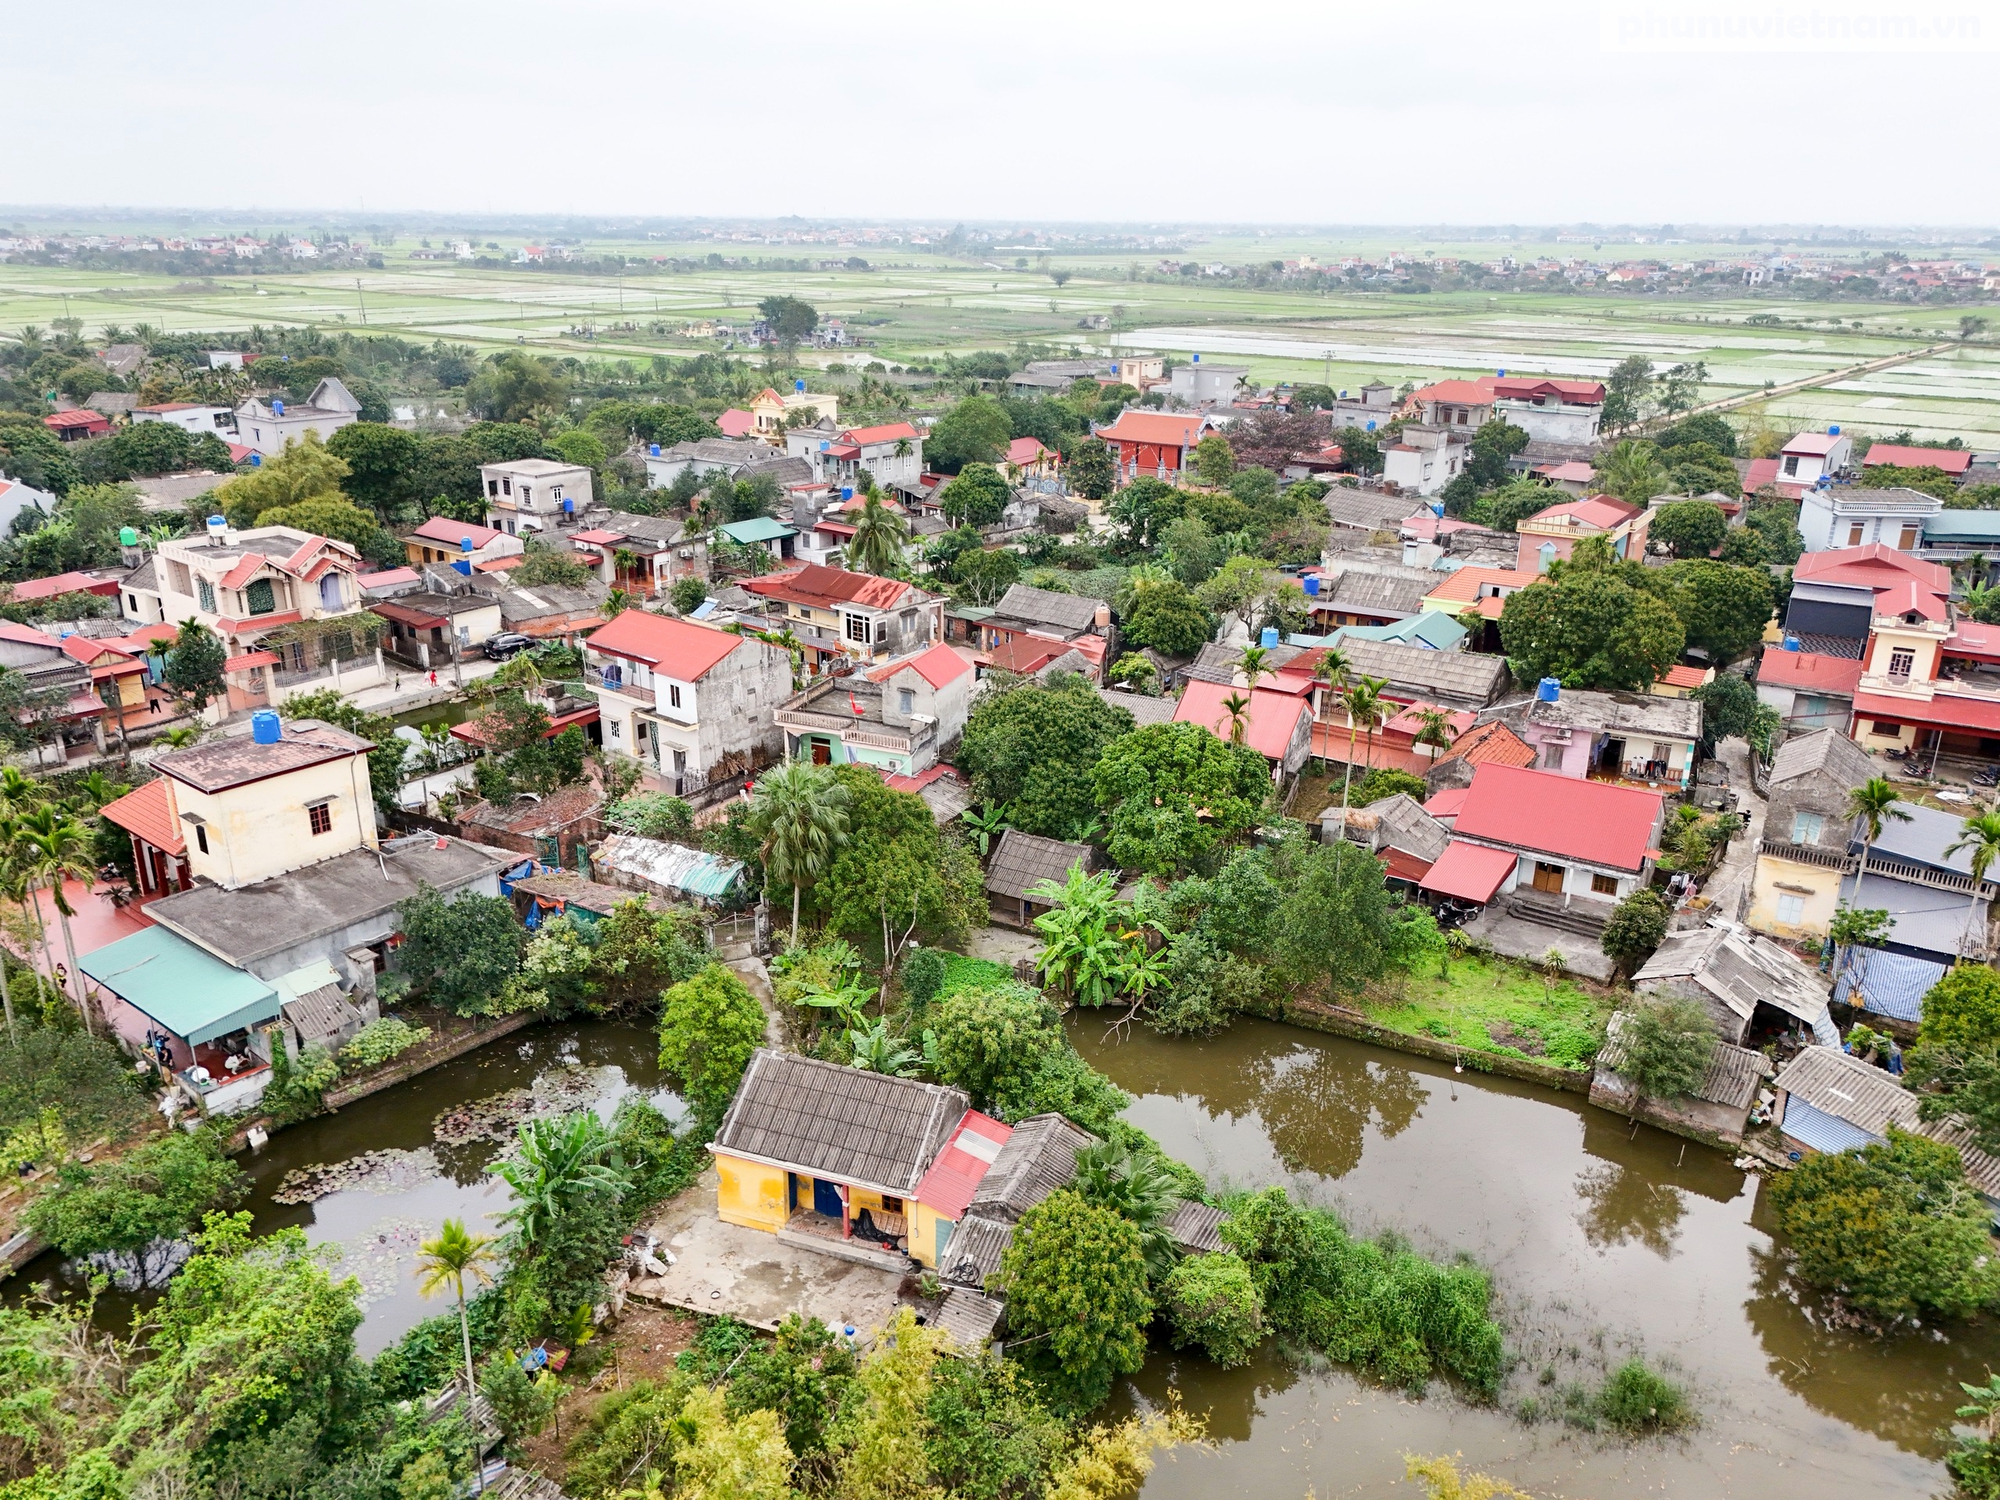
[1831,945,1946,1024]
[1782,1096,1883,1155]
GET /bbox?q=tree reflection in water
[1245,1046,1429,1180]
[1574,1161,1687,1257]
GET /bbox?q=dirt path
[726,956,784,1049]
[1696,735,1767,923]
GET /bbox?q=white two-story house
[583,609,791,790]
[481,458,595,537]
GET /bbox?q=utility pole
[355,279,368,324]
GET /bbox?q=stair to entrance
[1501,890,1610,939]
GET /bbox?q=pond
[20,1019,681,1360]
[1071,1016,1993,1499]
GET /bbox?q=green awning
[80,926,281,1046]
[718,516,797,544]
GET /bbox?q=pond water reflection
[1071,1016,1992,1499]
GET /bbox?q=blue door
[812,1178,843,1217]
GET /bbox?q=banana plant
[961,801,1012,858]
[847,1018,922,1077]
[799,978,873,1032]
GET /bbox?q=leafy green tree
[1332,424,1382,476]
[1268,832,1431,998]
[1065,438,1115,500]
[671,574,709,614]
[211,431,350,526]
[1499,570,1684,692]
[939,463,1010,526]
[26,1128,246,1256]
[958,676,1134,840]
[162,618,228,716]
[726,1313,856,1461]
[673,1384,795,1500]
[1745,504,1804,565]
[929,981,1062,1110]
[657,963,767,1120]
[1600,888,1671,979]
[1073,1136,1183,1279]
[1650,560,1774,664]
[1093,721,1271,876]
[1650,499,1727,559]
[1769,1127,2000,1320]
[920,1351,1062,1498]
[1192,433,1235,485]
[1656,412,1737,457]
[927,396,1011,473]
[1162,1252,1263,1367]
[1946,812,2000,957]
[948,546,1019,605]
[1110,476,1184,549]
[325,423,422,520]
[1465,476,1561,531]
[467,351,567,424]
[510,539,593,588]
[492,1112,630,1247]
[1601,353,1655,430]
[252,494,400,566]
[821,765,985,963]
[1663,441,1739,496]
[1915,963,2000,1057]
[1465,420,1528,489]
[1612,992,1715,1100]
[1594,440,1670,505]
[997,1189,1152,1412]
[1120,581,1213,657]
[394,883,526,1016]
[757,295,819,361]
[1689,671,1778,757]
[1351,767,1426,806]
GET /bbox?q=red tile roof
[42,410,107,432]
[1444,720,1535,769]
[9,571,120,602]
[410,516,504,549]
[717,408,755,438]
[586,610,743,680]
[223,649,280,672]
[1006,436,1051,466]
[1174,679,1308,762]
[1422,567,1538,605]
[1535,461,1597,483]
[1454,763,1662,872]
[99,778,185,856]
[841,422,921,447]
[985,635,1069,676]
[1528,496,1641,530]
[1793,544,1950,596]
[1492,376,1604,405]
[219,553,268,590]
[1093,410,1208,447]
[135,402,205,413]
[358,567,420,588]
[1742,456,1787,495]
[1783,432,1844,456]
[1419,839,1517,903]
[914,1110,1012,1218]
[1946,620,2000,663]
[570,529,626,546]
[1407,379,1499,407]
[476,555,526,573]
[741,563,916,611]
[869,642,973,689]
[1656,663,1712,689]
[1757,646,1863,695]
[1864,444,1972,475]
[1853,689,2000,735]
[1423,786,1470,821]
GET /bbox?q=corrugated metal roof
[1597,1011,1772,1109]
[939,1213,1013,1290]
[1831,946,1946,1024]
[966,1112,1095,1221]
[1781,1095,1884,1155]
[984,830,1093,902]
[595,833,745,900]
[1165,1200,1228,1255]
[79,926,280,1045]
[933,1287,1006,1350]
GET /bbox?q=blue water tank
[460,536,474,553]
[1339,390,1348,398]
[1110,361,1119,374]
[1783,635,1802,652]
[1830,424,1841,435]
[251,710,282,745]
[206,514,227,538]
[794,378,805,392]
[1432,500,1445,518]
[1192,353,1201,363]
[1303,575,1320,596]
[649,443,660,457]
[1497,368,1507,377]
[250,453,262,467]
[1536,677,1561,702]
[1365,420,1376,432]
[841,486,853,501]
[272,399,284,415]
[562,497,574,512]
[1260,626,1279,649]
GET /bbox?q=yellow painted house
[708,1049,970,1262]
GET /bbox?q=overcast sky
[7,1,1996,227]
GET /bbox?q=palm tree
[1413,707,1455,761]
[1309,644,1350,731]
[602,589,631,620]
[1236,644,1270,691]
[1946,811,2000,958]
[845,494,908,577]
[1339,677,1390,810]
[1845,776,1913,905]
[414,1218,499,1455]
[1221,691,1252,746]
[1073,1139,1182,1280]
[16,808,96,1030]
[1594,440,1670,506]
[745,761,852,944]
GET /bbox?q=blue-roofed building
[1326,610,1469,653]
[1830,945,1948,1026]
[716,515,798,563]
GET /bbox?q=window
[1847,522,1866,546]
[320,574,342,610]
[1776,893,1806,925]
[1591,873,1618,896]
[308,802,332,836]
[1783,456,1800,476]
[1888,647,1915,678]
[1792,811,1826,844]
[1898,524,1920,551]
[501,478,512,496]
[197,579,216,612]
[486,478,499,497]
[245,578,276,615]
[195,825,209,855]
[519,486,534,509]
[898,688,914,715]
[669,684,682,709]
[845,613,870,643]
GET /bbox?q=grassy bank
[1353,956,1614,1072]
